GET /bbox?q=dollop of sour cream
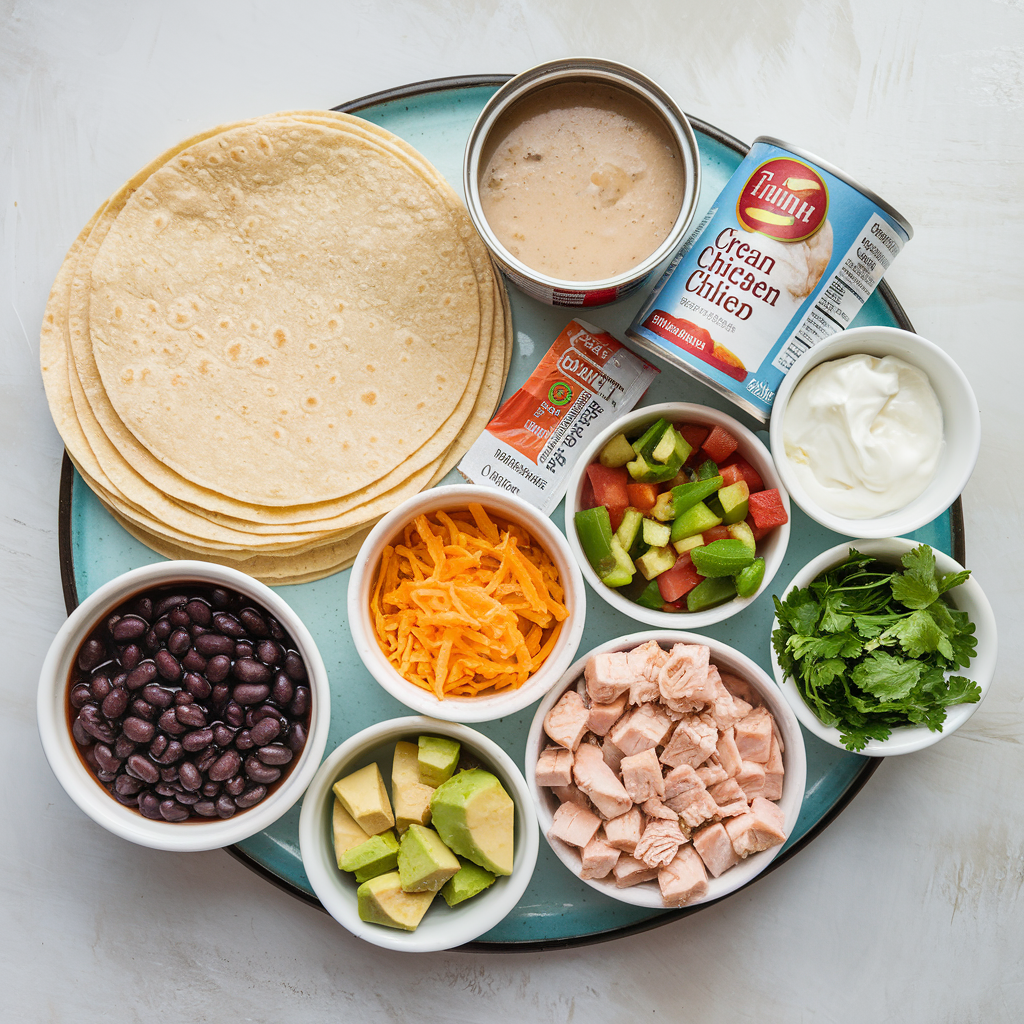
[782,353,943,519]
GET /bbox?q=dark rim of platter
[58,73,967,954]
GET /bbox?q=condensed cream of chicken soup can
[626,137,913,420]
[464,58,701,308]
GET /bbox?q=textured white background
[2,0,1022,1020]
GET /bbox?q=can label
[627,140,910,420]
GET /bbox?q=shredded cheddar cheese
[370,504,569,699]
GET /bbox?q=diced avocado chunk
[718,480,750,525]
[601,536,636,588]
[651,424,693,466]
[417,735,460,788]
[441,858,496,908]
[340,830,400,884]
[636,544,676,580]
[392,741,435,832]
[614,507,644,552]
[397,823,461,893]
[332,798,373,866]
[333,763,395,836]
[598,432,636,468]
[642,518,671,548]
[430,769,514,876]
[357,870,435,931]
[669,501,722,544]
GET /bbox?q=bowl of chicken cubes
[526,631,806,908]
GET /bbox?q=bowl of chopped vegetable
[770,537,997,755]
[298,715,539,951]
[348,485,586,723]
[564,402,790,628]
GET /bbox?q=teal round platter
[58,76,964,951]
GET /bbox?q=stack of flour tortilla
[41,111,511,584]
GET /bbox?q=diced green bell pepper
[686,576,737,612]
[574,506,616,577]
[669,501,722,544]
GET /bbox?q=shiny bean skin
[211,684,230,707]
[208,750,242,781]
[130,698,155,721]
[289,686,311,718]
[121,644,143,671]
[182,728,214,752]
[154,650,182,682]
[176,703,206,728]
[70,683,93,708]
[234,641,255,661]
[152,740,184,765]
[148,734,169,759]
[77,638,107,672]
[201,781,220,798]
[193,800,218,817]
[154,594,187,618]
[113,735,136,760]
[244,755,281,784]
[71,717,93,746]
[168,607,191,628]
[196,749,219,773]
[127,755,160,784]
[159,766,179,784]
[283,651,307,682]
[215,794,237,818]
[256,640,281,666]
[89,674,112,701]
[153,618,173,641]
[174,689,194,706]
[257,744,293,766]
[138,793,163,819]
[167,628,191,657]
[114,774,144,796]
[205,654,232,683]
[224,775,246,797]
[133,597,153,620]
[235,730,254,752]
[233,683,270,705]
[93,744,122,774]
[160,800,190,822]
[126,661,158,691]
[235,785,267,809]
[158,709,187,736]
[96,769,117,784]
[195,633,235,658]
[250,717,281,746]
[185,599,212,626]
[101,687,129,720]
[181,648,207,673]
[78,707,117,744]
[286,723,307,752]
[110,615,149,642]
[213,612,245,638]
[212,723,235,747]
[178,762,202,791]
[233,659,272,686]
[224,702,245,728]
[141,684,174,708]
[239,608,269,637]
[176,791,200,806]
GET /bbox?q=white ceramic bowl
[526,630,807,909]
[298,716,539,951]
[767,326,981,538]
[37,560,331,852]
[563,402,791,628]
[348,485,586,723]
[770,537,997,756]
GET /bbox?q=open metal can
[464,58,701,308]
[626,137,913,421]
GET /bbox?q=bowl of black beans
[37,561,331,851]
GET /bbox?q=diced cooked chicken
[600,736,625,775]
[587,691,628,737]
[608,702,674,756]
[641,796,681,822]
[626,640,669,705]
[714,726,743,778]
[613,854,660,888]
[549,800,601,848]
[734,707,773,763]
[705,665,753,731]
[657,844,708,906]
[659,713,718,769]
[692,822,741,878]
[584,651,633,704]
[580,835,621,880]
[720,670,762,709]
[551,782,591,810]
[635,818,687,868]
[603,806,644,853]
[724,796,787,859]
[543,689,591,751]
[572,743,633,819]
[735,760,766,801]
[620,748,665,803]
[707,778,749,819]
[535,746,574,788]
[658,643,715,712]
[662,765,719,827]
[762,735,784,801]
[696,760,729,788]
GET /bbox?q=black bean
[182,728,214,752]
[185,599,212,626]
[114,790,140,808]
[267,617,285,640]
[256,640,281,666]
[153,618,173,641]
[213,612,245,638]
[251,705,284,725]
[144,629,160,652]
[126,661,158,690]
[283,651,307,682]
[167,628,191,656]
[155,782,178,797]
[127,754,160,784]
[133,597,153,620]
[70,683,93,708]
[209,750,242,781]
[176,704,206,728]
[200,781,220,798]
[100,687,129,719]
[210,684,230,707]
[168,607,191,628]
[233,659,271,686]
[174,689,193,706]
[285,722,307,752]
[233,683,270,706]
[196,748,219,773]
[89,674,112,701]
[114,735,136,760]
[111,615,148,642]
[250,717,281,746]
[154,594,188,617]
[72,717,93,746]
[121,644,143,671]
[160,800,190,822]
[152,740,184,765]
[212,723,235,748]
[224,702,244,728]
[130,698,155,721]
[114,774,144,796]
[235,730,254,751]
[189,624,209,639]
[235,785,267,809]
[78,706,116,743]
[158,709,187,736]
[257,744,293,766]
[154,650,181,682]
[289,686,310,718]
[224,775,246,797]
[205,655,232,684]
[141,683,174,708]
[210,588,231,609]
[195,633,235,658]
[215,794,237,818]
[181,648,207,673]
[96,769,117,783]
[193,800,219,817]
[178,762,202,791]
[234,640,255,661]
[77,638,107,672]
[158,767,179,784]
[244,755,281,784]
[149,734,169,759]
[271,671,293,705]
[93,744,121,773]
[239,608,269,637]
[122,716,155,743]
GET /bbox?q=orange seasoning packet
[369,504,569,699]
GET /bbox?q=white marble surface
[3,0,1022,1019]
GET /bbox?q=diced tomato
[586,463,629,530]
[702,524,731,544]
[625,481,660,512]
[580,476,597,511]
[745,514,771,542]
[720,454,764,493]
[748,488,789,530]
[719,464,744,488]
[701,425,739,464]
[657,552,703,602]
[678,423,710,465]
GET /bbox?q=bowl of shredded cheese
[348,486,587,723]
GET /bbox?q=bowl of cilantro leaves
[770,538,996,755]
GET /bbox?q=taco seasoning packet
[458,320,659,515]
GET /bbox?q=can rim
[753,136,913,240]
[464,57,702,292]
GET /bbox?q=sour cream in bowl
[768,327,980,538]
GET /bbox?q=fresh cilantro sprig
[772,545,981,751]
